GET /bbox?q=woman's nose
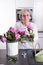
[24,16,27,19]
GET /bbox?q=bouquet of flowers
[0,24,34,43]
[0,27,30,43]
[0,27,20,43]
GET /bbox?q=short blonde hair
[19,9,32,21]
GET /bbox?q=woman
[16,9,39,49]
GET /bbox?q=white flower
[30,30,33,34]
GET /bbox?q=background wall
[0,0,16,49]
[33,0,43,31]
[16,0,34,9]
[33,0,43,49]
[0,0,16,35]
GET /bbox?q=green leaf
[8,56,17,62]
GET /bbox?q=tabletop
[0,49,43,65]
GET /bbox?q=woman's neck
[22,21,31,27]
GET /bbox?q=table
[0,49,43,65]
[0,49,19,65]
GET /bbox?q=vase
[6,42,18,57]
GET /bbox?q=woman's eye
[22,14,30,17]
[22,15,25,17]
[27,15,29,16]
[23,15,25,17]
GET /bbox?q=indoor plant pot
[6,42,18,57]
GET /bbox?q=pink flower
[20,31,25,35]
[16,28,26,35]
[1,37,7,43]
[25,31,29,35]
[16,28,22,33]
[27,24,33,30]
[9,27,15,33]
[15,33,21,40]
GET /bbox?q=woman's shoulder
[30,22,37,27]
[30,22,38,30]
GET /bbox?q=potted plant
[0,25,34,56]
[0,27,26,62]
[0,27,21,57]
[0,24,34,62]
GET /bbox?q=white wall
[0,0,16,35]
[0,0,16,49]
[16,0,34,9]
[33,0,43,31]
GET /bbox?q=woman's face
[21,10,31,25]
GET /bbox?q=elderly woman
[15,9,39,49]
